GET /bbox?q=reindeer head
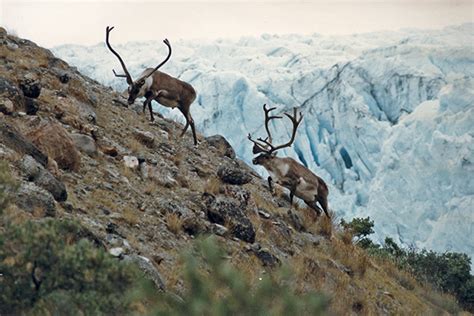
[248,104,303,165]
[105,26,172,105]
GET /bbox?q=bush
[0,161,17,214]
[148,237,328,315]
[0,219,141,315]
[341,216,473,311]
[340,216,374,245]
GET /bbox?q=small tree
[340,216,375,246]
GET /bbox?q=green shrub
[0,161,17,214]
[340,216,374,246]
[147,237,328,315]
[0,219,142,315]
[343,216,473,312]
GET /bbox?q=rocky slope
[0,27,465,314]
[53,24,474,261]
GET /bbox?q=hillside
[52,24,474,262]
[0,27,468,314]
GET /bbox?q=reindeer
[248,104,330,218]
[105,26,198,145]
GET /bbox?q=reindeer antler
[143,38,172,80]
[105,26,133,85]
[248,105,303,154]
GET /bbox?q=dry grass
[127,138,144,154]
[170,151,183,167]
[315,213,334,238]
[166,212,183,234]
[203,176,221,195]
[2,204,31,225]
[90,189,118,214]
[122,207,139,225]
[231,251,263,288]
[120,163,135,180]
[143,180,157,195]
[339,229,353,245]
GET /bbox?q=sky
[1,0,473,48]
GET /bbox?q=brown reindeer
[248,104,330,217]
[105,26,198,145]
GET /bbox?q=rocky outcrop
[15,182,56,217]
[0,121,48,167]
[26,120,81,171]
[217,162,252,185]
[19,155,67,202]
[205,135,236,159]
[204,194,255,243]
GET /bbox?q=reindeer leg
[143,90,154,113]
[305,199,322,216]
[267,176,274,194]
[178,106,198,145]
[317,195,331,218]
[143,92,156,121]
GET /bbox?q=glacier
[52,24,474,264]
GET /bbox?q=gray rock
[70,133,98,157]
[123,155,139,169]
[76,101,97,124]
[0,99,14,114]
[258,209,271,219]
[204,194,255,243]
[287,210,305,232]
[0,77,23,107]
[254,248,281,268]
[123,254,165,291]
[109,247,125,257]
[19,155,67,202]
[210,223,229,236]
[19,154,42,180]
[299,232,324,246]
[0,121,48,167]
[217,163,252,185]
[134,129,155,148]
[15,182,56,217]
[205,135,236,159]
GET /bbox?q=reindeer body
[253,154,330,217]
[135,68,196,109]
[106,27,198,145]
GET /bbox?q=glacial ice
[52,24,474,265]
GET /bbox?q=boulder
[0,99,14,115]
[26,120,81,171]
[123,155,139,169]
[134,129,155,148]
[0,121,48,167]
[204,194,255,243]
[19,155,67,202]
[70,133,98,157]
[15,182,56,217]
[0,77,24,114]
[123,254,166,291]
[217,163,252,185]
[205,135,236,159]
[254,248,281,268]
